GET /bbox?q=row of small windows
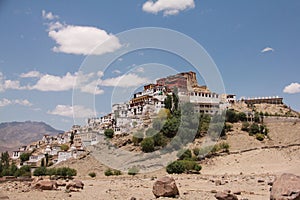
[190,92,219,98]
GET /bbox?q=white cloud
[0,72,25,92]
[20,70,42,78]
[142,0,195,16]
[28,71,104,95]
[261,47,274,53]
[100,73,149,87]
[42,10,59,20]
[48,105,95,118]
[135,67,145,73]
[31,72,76,91]
[283,82,300,94]
[48,23,121,55]
[80,80,104,95]
[0,98,32,107]
[112,70,122,74]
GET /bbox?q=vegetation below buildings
[33,166,77,179]
[104,168,122,176]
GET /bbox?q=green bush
[89,172,96,178]
[128,166,139,176]
[218,142,230,152]
[177,149,192,160]
[249,123,260,135]
[104,169,113,176]
[256,133,265,141]
[141,137,155,153]
[20,153,31,163]
[33,167,47,176]
[166,160,185,174]
[145,128,157,137]
[14,165,31,177]
[226,109,239,123]
[60,144,69,151]
[113,170,122,176]
[132,130,144,145]
[241,122,250,131]
[238,112,247,121]
[166,160,201,174]
[104,168,122,176]
[104,129,114,138]
[153,132,167,147]
[193,148,200,156]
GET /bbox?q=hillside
[0,121,63,152]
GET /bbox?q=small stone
[215,180,222,186]
[211,190,218,193]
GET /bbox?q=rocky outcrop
[66,180,84,190]
[152,176,179,198]
[270,173,300,200]
[33,180,57,190]
[215,191,238,200]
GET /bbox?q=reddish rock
[34,180,57,190]
[66,180,84,190]
[152,176,179,198]
[270,173,300,200]
[215,191,238,200]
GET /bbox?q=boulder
[33,180,57,190]
[270,173,300,200]
[152,176,179,198]
[215,191,238,200]
[66,180,84,190]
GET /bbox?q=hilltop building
[84,71,236,135]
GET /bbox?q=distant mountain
[0,121,64,153]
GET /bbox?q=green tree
[177,149,192,160]
[104,129,114,138]
[226,109,239,123]
[238,112,247,121]
[153,132,167,147]
[33,167,47,176]
[162,117,180,138]
[141,137,155,153]
[164,95,172,110]
[20,153,31,163]
[60,144,69,151]
[249,123,260,135]
[172,90,179,112]
[41,158,45,167]
[241,122,250,131]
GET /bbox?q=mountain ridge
[0,121,64,153]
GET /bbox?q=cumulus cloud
[42,10,59,20]
[0,98,32,107]
[28,71,104,95]
[30,72,76,91]
[48,105,95,118]
[283,82,300,94]
[20,70,42,78]
[0,72,25,92]
[261,47,274,53]
[100,73,149,87]
[142,0,195,16]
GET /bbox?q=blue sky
[0,0,299,130]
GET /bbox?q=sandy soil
[1,118,300,200]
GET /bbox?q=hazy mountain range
[0,121,64,153]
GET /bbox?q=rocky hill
[0,121,63,152]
